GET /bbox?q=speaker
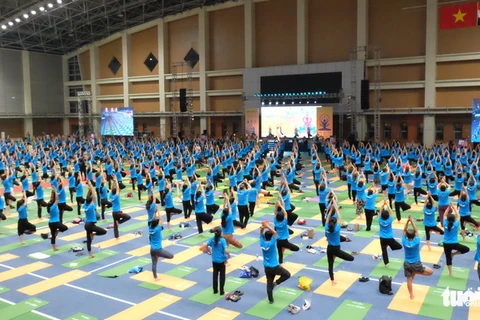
[361,80,370,110]
[179,88,187,112]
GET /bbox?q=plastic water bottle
[256,254,260,261]
[440,259,443,267]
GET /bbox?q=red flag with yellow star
[440,2,477,29]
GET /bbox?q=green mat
[65,313,98,320]
[354,225,380,238]
[29,243,83,259]
[329,299,372,320]
[162,226,185,236]
[283,243,303,259]
[189,277,249,305]
[437,266,469,291]
[418,287,454,320]
[0,286,9,294]
[252,209,274,219]
[370,258,403,278]
[313,254,342,269]
[181,233,210,245]
[245,287,303,320]
[459,236,478,251]
[98,257,151,277]
[229,236,259,253]
[118,221,148,233]
[1,298,48,320]
[139,282,162,290]
[0,237,43,253]
[14,312,52,320]
[138,265,197,290]
[62,250,119,269]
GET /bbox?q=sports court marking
[0,261,51,282]
[361,239,381,255]
[18,270,89,295]
[0,254,18,263]
[130,272,196,291]
[314,270,361,298]
[388,282,429,315]
[198,307,240,320]
[163,246,203,265]
[420,245,443,264]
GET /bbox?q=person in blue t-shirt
[205,183,220,216]
[423,192,444,251]
[237,181,250,226]
[443,204,470,276]
[57,177,73,224]
[355,175,367,220]
[219,196,242,249]
[413,167,427,205]
[364,186,378,231]
[317,182,331,227]
[164,181,182,230]
[110,176,131,238]
[402,215,433,300]
[206,226,230,295]
[378,202,402,266]
[47,188,68,251]
[437,180,451,228]
[17,191,36,244]
[457,190,479,240]
[394,177,411,222]
[149,208,174,281]
[0,193,6,224]
[84,181,107,258]
[475,228,480,280]
[274,201,299,264]
[260,221,291,304]
[247,181,260,217]
[194,183,213,234]
[180,180,193,219]
[326,204,354,285]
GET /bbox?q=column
[62,55,70,135]
[244,0,255,68]
[356,0,368,139]
[22,50,33,137]
[199,8,209,134]
[423,0,437,146]
[158,20,168,139]
[297,0,308,65]
[122,32,131,108]
[90,47,100,136]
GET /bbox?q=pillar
[245,0,255,68]
[356,0,369,139]
[199,8,209,135]
[158,20,168,139]
[424,0,437,146]
[297,0,308,65]
[90,47,100,136]
[122,32,131,109]
[22,51,33,137]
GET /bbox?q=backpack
[379,275,393,295]
[250,266,259,278]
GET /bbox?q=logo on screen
[319,115,330,131]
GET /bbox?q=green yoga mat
[1,298,48,320]
[253,209,273,219]
[0,237,43,253]
[62,250,119,269]
[28,243,83,259]
[329,300,372,320]
[418,287,454,320]
[370,258,403,279]
[283,243,303,259]
[14,312,52,320]
[138,265,198,290]
[313,254,342,269]
[65,313,98,320]
[98,257,151,277]
[189,277,249,305]
[437,266,470,291]
[459,236,478,251]
[0,229,17,239]
[181,233,210,245]
[229,236,259,253]
[0,286,9,294]
[118,221,147,233]
[354,225,380,238]
[245,287,303,320]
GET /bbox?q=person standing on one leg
[47,189,68,251]
[149,208,174,282]
[110,175,131,239]
[84,181,107,259]
[164,181,182,230]
[423,192,444,251]
[260,221,291,304]
[475,224,480,280]
[394,176,411,222]
[443,204,470,276]
[274,201,299,264]
[402,215,433,300]
[206,226,230,295]
[17,192,36,244]
[378,201,402,267]
[364,185,378,231]
[457,189,479,241]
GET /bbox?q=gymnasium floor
[0,155,479,320]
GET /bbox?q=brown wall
[99,38,123,78]
[255,0,297,67]
[436,87,479,108]
[99,83,124,95]
[134,117,160,136]
[165,97,200,112]
[437,61,480,80]
[166,78,200,92]
[371,89,425,108]
[209,96,243,111]
[79,51,91,80]
[209,6,245,70]
[131,99,160,112]
[99,100,124,109]
[131,82,160,94]
[436,115,471,141]
[33,118,63,136]
[368,0,426,58]
[168,15,199,73]
[209,76,243,91]
[368,64,425,82]
[0,119,24,138]
[438,25,480,55]
[308,0,357,63]
[130,27,159,76]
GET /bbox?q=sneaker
[302,300,311,311]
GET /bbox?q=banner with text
[316,106,333,139]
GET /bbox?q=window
[400,123,408,140]
[69,86,83,97]
[210,122,216,137]
[69,101,89,114]
[417,123,424,142]
[436,123,444,141]
[384,123,391,140]
[367,123,374,140]
[454,124,463,140]
[68,56,82,81]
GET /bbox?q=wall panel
[99,100,124,109]
[135,117,160,136]
[98,38,123,78]
[131,99,160,112]
[131,81,160,94]
[438,25,480,55]
[368,64,425,82]
[166,78,200,92]
[0,49,24,114]
[437,61,480,80]
[436,87,479,108]
[0,119,24,137]
[33,118,63,136]
[209,96,243,111]
[370,89,425,108]
[130,27,159,76]
[99,83,124,95]
[209,76,243,91]
[79,51,91,80]
[168,15,199,73]
[30,52,64,114]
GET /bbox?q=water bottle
[256,254,260,261]
[440,259,443,267]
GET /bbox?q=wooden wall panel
[135,117,160,136]
[131,99,160,112]
[99,83,124,95]
[79,51,91,80]
[168,15,199,73]
[209,6,245,70]
[370,89,425,108]
[436,87,479,108]
[165,97,200,111]
[33,118,62,136]
[166,78,200,92]
[437,61,480,80]
[438,24,480,54]
[255,0,297,67]
[209,76,243,91]
[99,100,124,109]
[209,96,243,111]
[436,115,472,141]
[367,64,425,82]
[131,82,160,94]
[130,27,159,76]
[0,119,24,138]
[368,0,426,58]
[99,38,123,78]
[308,0,357,63]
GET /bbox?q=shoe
[359,277,369,282]
[351,251,359,256]
[302,300,311,311]
[232,290,244,296]
[269,299,275,304]
[307,248,317,254]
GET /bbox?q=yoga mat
[65,313,98,320]
[388,282,429,315]
[118,221,147,233]
[283,243,303,259]
[0,253,18,263]
[131,271,196,291]
[420,245,443,264]
[229,236,259,253]
[190,277,249,305]
[329,300,373,320]
[234,223,261,236]
[198,307,240,320]
[18,270,89,295]
[14,312,52,320]
[360,239,382,256]
[138,266,197,290]
[460,236,478,251]
[370,258,403,279]
[354,225,380,238]
[314,270,361,298]
[181,234,209,246]
[163,246,202,265]
[418,286,454,320]
[313,255,342,269]
[0,262,51,282]
[28,243,83,259]
[0,237,43,253]
[1,298,49,320]
[208,254,256,275]
[437,266,470,291]
[470,304,480,320]
[138,282,162,291]
[0,286,9,294]
[95,234,140,249]
[98,257,151,278]
[62,250,118,269]
[105,293,180,320]
[245,287,303,320]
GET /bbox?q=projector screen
[101,107,134,136]
[261,106,317,138]
[472,99,480,143]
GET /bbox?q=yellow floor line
[388,282,429,315]
[95,233,140,249]
[420,245,443,264]
[198,307,240,320]
[162,246,202,265]
[131,272,196,291]
[18,270,89,295]
[314,270,361,298]
[0,253,18,263]
[105,293,181,320]
[0,262,51,282]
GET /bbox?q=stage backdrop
[472,99,480,143]
[316,106,333,139]
[245,107,260,137]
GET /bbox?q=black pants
[212,261,226,294]
[95,188,101,206]
[206,204,220,215]
[137,184,146,201]
[425,225,444,241]
[233,220,245,229]
[265,265,291,303]
[25,190,34,198]
[84,222,107,252]
[58,203,73,224]
[151,248,174,278]
[327,245,354,280]
[380,237,403,265]
[4,192,16,203]
[159,190,166,207]
[414,187,427,204]
[352,190,357,202]
[131,177,136,190]
[460,215,478,230]
[195,212,213,234]
[0,210,5,221]
[287,210,298,226]
[347,183,352,199]
[49,222,68,244]
[69,188,76,203]
[100,199,112,220]
[277,239,300,264]
[18,218,36,236]
[318,203,326,226]
[76,197,85,216]
[394,201,411,221]
[365,209,375,231]
[113,211,131,238]
[183,200,192,218]
[443,243,469,266]
[238,205,249,226]
[248,201,257,217]
[166,207,182,222]
[36,199,48,218]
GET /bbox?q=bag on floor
[249,266,260,278]
[298,276,313,291]
[126,192,133,198]
[239,270,252,279]
[128,266,143,274]
[379,275,393,295]
[72,217,83,224]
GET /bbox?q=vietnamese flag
[440,2,477,29]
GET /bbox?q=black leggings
[277,239,300,264]
[327,245,354,280]
[84,222,107,252]
[58,203,73,224]
[137,184,146,201]
[460,215,478,230]
[150,248,174,279]
[159,190,165,207]
[413,187,427,204]
[212,261,226,294]
[443,242,469,266]
[238,205,249,226]
[36,199,48,218]
[69,188,76,203]
[425,225,444,241]
[113,211,131,238]
[49,222,68,244]
[100,199,112,220]
[183,200,192,218]
[0,210,5,221]
[4,193,16,203]
[195,212,213,234]
[206,204,220,215]
[265,265,291,302]
[18,218,36,236]
[248,201,256,217]
[166,207,182,222]
[318,203,326,226]
[380,237,403,265]
[394,201,411,221]
[365,209,375,231]
[76,197,85,216]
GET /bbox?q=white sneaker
[302,300,311,311]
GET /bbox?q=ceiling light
[31,10,36,15]
[57,0,62,3]
[23,14,29,19]
[8,22,13,26]
[39,6,45,11]
[15,18,21,23]
[1,25,6,30]
[48,3,53,7]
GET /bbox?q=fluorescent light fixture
[23,14,29,18]
[57,0,62,4]
[48,3,53,8]
[8,22,13,26]
[31,10,36,15]
[39,6,45,11]
[15,18,21,22]
[1,25,6,30]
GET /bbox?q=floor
[0,154,479,320]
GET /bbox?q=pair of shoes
[351,251,359,256]
[288,304,301,314]
[307,248,317,254]
[359,277,369,282]
[433,264,441,269]
[347,227,353,231]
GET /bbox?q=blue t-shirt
[423,206,437,227]
[165,191,174,208]
[36,184,44,200]
[18,205,28,219]
[0,196,4,210]
[248,188,259,203]
[356,184,366,201]
[49,203,60,223]
[318,187,329,205]
[182,187,191,201]
[110,193,120,212]
[147,204,156,222]
[207,237,228,263]
[475,235,480,263]
[379,216,393,238]
[443,220,460,244]
[260,235,279,268]
[274,218,289,240]
[237,190,248,206]
[58,188,67,204]
[205,190,215,206]
[149,224,163,250]
[402,235,421,264]
[326,223,341,246]
[195,195,205,213]
[394,186,405,202]
[365,193,377,210]
[221,211,234,235]
[458,198,470,216]
[438,189,450,206]
[84,203,97,223]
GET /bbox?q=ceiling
[0,0,228,55]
